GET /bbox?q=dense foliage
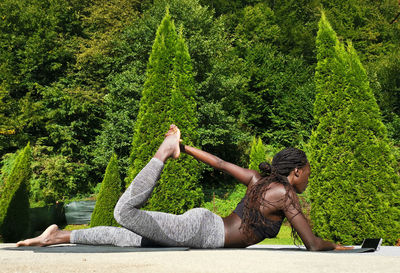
[0,143,32,242]
[0,0,399,242]
[309,13,400,245]
[90,154,122,227]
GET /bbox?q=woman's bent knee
[113,199,124,225]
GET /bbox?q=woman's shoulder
[261,182,297,204]
[267,181,290,192]
[247,170,265,187]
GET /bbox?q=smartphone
[361,238,382,251]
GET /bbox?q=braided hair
[241,147,308,242]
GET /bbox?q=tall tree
[320,0,400,63]
[37,0,142,198]
[229,2,315,147]
[92,0,248,184]
[76,0,141,93]
[309,12,400,245]
[0,0,84,155]
[263,0,319,63]
[126,9,203,214]
[0,0,103,202]
[368,50,400,144]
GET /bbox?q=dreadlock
[241,147,308,243]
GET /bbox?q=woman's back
[222,181,287,248]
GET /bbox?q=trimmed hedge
[0,143,32,242]
[90,154,122,227]
[309,12,400,245]
[249,137,266,171]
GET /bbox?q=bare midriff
[222,213,259,248]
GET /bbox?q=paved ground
[1,243,400,273]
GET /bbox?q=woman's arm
[287,211,353,251]
[287,211,337,251]
[182,145,261,186]
[284,191,355,251]
[261,185,344,251]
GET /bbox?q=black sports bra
[233,197,283,239]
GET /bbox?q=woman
[17,125,350,250]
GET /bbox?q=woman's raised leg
[113,125,225,248]
[17,125,224,248]
[114,124,180,215]
[16,125,181,248]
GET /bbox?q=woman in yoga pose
[17,125,349,250]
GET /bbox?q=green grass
[62,224,90,231]
[203,184,247,218]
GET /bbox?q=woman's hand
[334,244,354,250]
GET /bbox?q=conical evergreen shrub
[309,12,400,245]
[126,8,203,214]
[249,137,266,171]
[90,153,122,227]
[0,143,32,242]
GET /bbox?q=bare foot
[154,124,181,162]
[16,224,70,247]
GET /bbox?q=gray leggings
[70,158,225,248]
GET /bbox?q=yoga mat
[192,247,375,253]
[253,247,375,253]
[326,248,376,253]
[3,245,189,253]
[221,247,376,253]
[3,245,374,254]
